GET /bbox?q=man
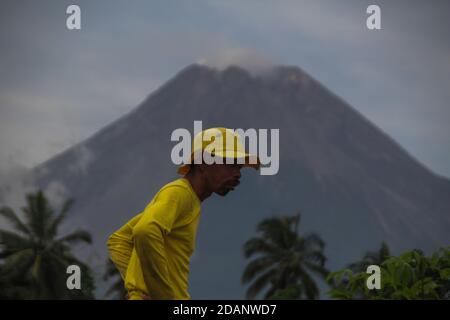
[107,127,260,300]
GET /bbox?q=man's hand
[125,292,152,300]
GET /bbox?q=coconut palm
[0,190,94,299]
[242,212,328,299]
[0,264,32,299]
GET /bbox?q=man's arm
[107,214,142,280]
[132,220,176,300]
[131,186,189,300]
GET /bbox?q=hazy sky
[1,0,449,178]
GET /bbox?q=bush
[327,247,450,299]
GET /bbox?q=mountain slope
[29,64,450,298]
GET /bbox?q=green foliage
[0,190,95,299]
[347,242,390,272]
[103,259,127,300]
[242,212,328,300]
[269,284,303,299]
[327,246,450,300]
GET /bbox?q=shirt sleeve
[107,214,142,280]
[131,186,190,299]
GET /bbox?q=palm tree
[0,190,94,299]
[348,242,391,272]
[242,212,328,299]
[0,264,32,299]
[103,259,127,300]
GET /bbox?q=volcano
[25,64,450,298]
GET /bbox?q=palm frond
[104,279,126,299]
[245,268,277,300]
[303,260,329,277]
[303,232,325,250]
[257,217,295,249]
[303,250,327,266]
[0,229,31,252]
[22,191,54,240]
[47,198,74,239]
[0,207,30,235]
[243,237,280,258]
[103,259,121,280]
[348,242,391,272]
[1,248,35,278]
[299,271,319,299]
[241,255,277,284]
[57,230,92,245]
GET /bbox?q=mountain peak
[177,62,310,84]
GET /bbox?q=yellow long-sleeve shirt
[107,178,201,300]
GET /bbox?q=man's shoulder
[159,178,190,192]
[155,179,193,203]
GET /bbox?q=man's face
[203,163,242,196]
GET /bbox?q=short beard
[216,187,230,196]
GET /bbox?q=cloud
[0,157,70,229]
[44,180,70,210]
[0,162,37,228]
[68,144,95,176]
[197,47,275,76]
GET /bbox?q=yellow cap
[177,127,261,175]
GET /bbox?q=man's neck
[183,173,212,202]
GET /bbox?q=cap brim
[177,152,260,175]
